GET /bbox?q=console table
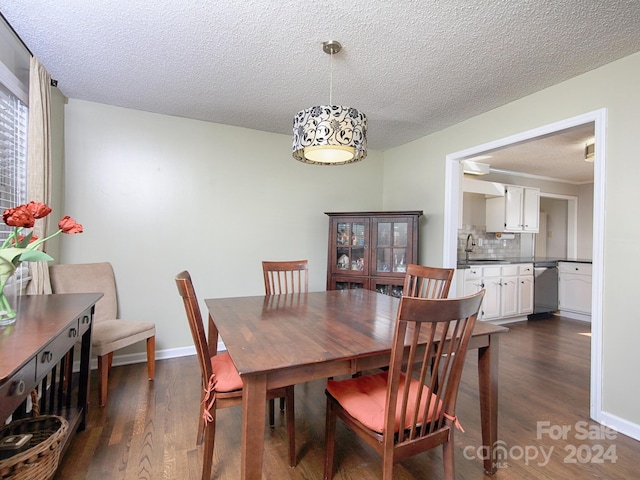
[0,293,102,454]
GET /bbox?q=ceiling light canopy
[293,41,367,165]
[585,142,595,162]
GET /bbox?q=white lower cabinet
[558,262,592,317]
[518,265,534,315]
[459,263,533,322]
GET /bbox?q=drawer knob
[10,380,25,396]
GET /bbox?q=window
[0,81,28,243]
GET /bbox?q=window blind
[0,82,28,243]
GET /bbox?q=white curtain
[26,56,52,295]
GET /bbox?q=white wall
[62,100,384,355]
[382,52,640,431]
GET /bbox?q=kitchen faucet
[465,233,476,263]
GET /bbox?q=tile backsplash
[458,225,522,261]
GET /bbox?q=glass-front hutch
[325,211,422,297]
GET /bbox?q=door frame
[443,108,606,422]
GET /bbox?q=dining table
[205,288,508,479]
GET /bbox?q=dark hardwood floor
[55,316,640,479]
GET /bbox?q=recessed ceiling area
[465,123,595,184]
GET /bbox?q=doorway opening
[443,108,606,423]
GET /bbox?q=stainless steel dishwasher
[528,261,558,319]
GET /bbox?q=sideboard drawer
[35,319,81,381]
[0,357,37,421]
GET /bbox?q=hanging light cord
[329,49,334,105]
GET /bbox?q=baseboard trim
[71,345,193,372]
[599,410,640,442]
[72,342,227,372]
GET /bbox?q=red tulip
[2,205,35,228]
[24,201,52,219]
[58,216,83,234]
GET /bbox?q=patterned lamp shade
[292,105,367,165]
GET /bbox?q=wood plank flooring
[55,317,640,479]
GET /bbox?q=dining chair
[262,259,309,411]
[262,260,309,295]
[403,264,454,299]
[175,271,296,480]
[49,262,155,407]
[323,290,485,480]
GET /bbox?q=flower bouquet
[0,202,82,324]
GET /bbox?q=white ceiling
[467,123,596,184]
[1,1,638,181]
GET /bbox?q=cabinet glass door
[374,220,408,274]
[333,277,366,291]
[372,278,404,297]
[335,221,367,274]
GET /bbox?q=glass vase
[0,276,19,326]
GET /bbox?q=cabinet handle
[69,327,78,338]
[82,315,90,324]
[41,351,53,363]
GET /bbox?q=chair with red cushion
[175,271,295,480]
[323,290,484,480]
[403,264,454,299]
[262,260,309,295]
[262,259,309,411]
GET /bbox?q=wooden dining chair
[262,260,309,295]
[261,259,308,411]
[175,271,296,480]
[403,264,455,299]
[323,290,485,480]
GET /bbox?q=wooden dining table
[205,288,508,479]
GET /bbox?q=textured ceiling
[1,1,639,180]
[467,123,596,184]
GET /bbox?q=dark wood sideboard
[0,293,102,457]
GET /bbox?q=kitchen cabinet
[518,264,534,314]
[558,262,592,317]
[326,211,422,296]
[459,263,533,322]
[486,185,540,233]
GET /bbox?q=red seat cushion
[210,352,243,392]
[326,371,442,433]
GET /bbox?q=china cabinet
[325,211,422,296]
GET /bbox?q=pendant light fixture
[292,41,367,165]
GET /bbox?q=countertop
[457,257,592,269]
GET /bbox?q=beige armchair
[49,262,155,406]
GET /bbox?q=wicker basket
[0,415,68,480]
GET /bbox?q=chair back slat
[385,291,484,445]
[403,264,454,299]
[175,271,214,386]
[262,260,309,295]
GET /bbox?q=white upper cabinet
[486,185,540,233]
